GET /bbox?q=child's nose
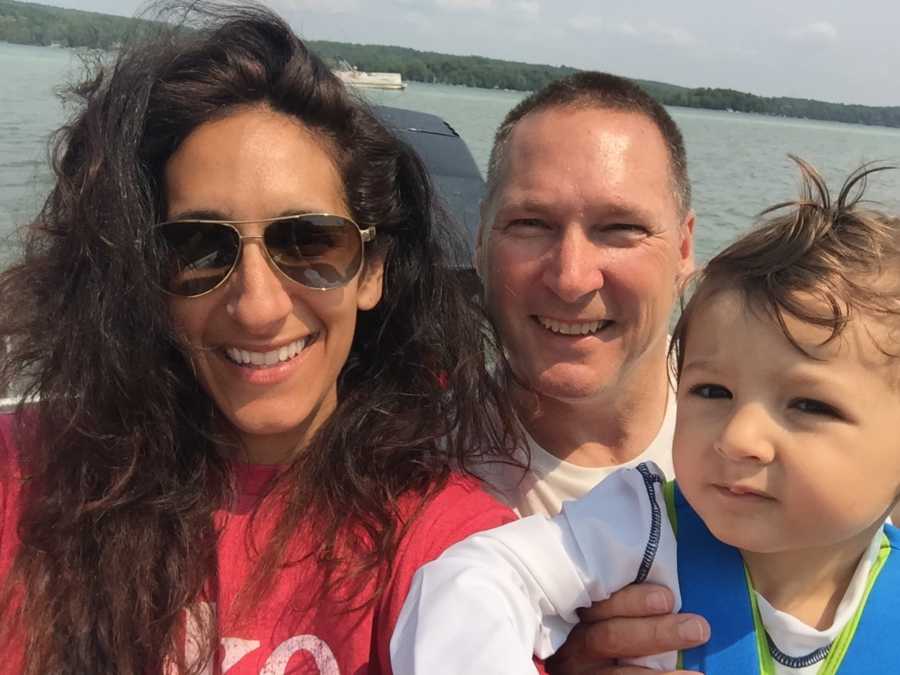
[714,403,776,464]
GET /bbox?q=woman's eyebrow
[273,206,336,218]
[167,207,333,221]
[166,208,229,221]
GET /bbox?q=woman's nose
[224,239,293,334]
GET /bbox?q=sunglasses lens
[153,222,239,296]
[265,215,363,289]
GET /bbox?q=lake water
[4,40,900,266]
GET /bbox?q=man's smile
[535,316,614,336]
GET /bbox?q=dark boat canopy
[373,105,486,268]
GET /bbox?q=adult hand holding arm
[545,584,709,675]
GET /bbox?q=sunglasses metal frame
[152,213,376,298]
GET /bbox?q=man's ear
[475,198,492,280]
[678,209,696,279]
[357,250,386,311]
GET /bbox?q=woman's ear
[356,250,386,311]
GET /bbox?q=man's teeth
[225,337,308,366]
[537,317,607,335]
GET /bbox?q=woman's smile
[223,334,316,368]
[164,107,385,462]
[218,333,319,385]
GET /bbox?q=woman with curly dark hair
[0,3,521,673]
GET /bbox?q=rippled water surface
[4,41,900,267]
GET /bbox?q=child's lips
[716,483,774,500]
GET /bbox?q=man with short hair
[479,72,692,517]
[477,72,708,673]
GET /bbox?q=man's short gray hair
[485,71,691,215]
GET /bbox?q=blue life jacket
[665,482,900,674]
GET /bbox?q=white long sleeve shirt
[391,463,882,675]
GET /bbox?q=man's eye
[595,223,649,244]
[689,383,732,399]
[610,223,647,233]
[791,398,843,419]
[507,218,548,230]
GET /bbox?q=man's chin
[535,382,611,403]
[514,369,618,405]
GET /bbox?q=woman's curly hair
[0,3,520,672]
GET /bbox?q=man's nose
[224,239,294,334]
[542,226,605,303]
[714,403,777,465]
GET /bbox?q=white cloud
[400,9,434,32]
[615,20,638,36]
[635,21,696,46]
[612,21,697,47]
[511,0,540,19]
[272,0,362,14]
[435,0,495,11]
[568,17,695,46]
[567,14,603,34]
[787,21,838,42]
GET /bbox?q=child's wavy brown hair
[672,157,900,376]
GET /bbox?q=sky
[38,0,900,107]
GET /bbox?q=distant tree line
[310,40,581,92]
[311,41,900,128]
[664,87,900,128]
[3,0,900,129]
[0,0,141,49]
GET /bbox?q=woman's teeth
[537,317,609,335]
[224,337,309,367]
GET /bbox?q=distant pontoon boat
[333,60,407,90]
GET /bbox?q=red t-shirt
[0,414,522,674]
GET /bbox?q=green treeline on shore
[311,40,582,94]
[663,87,900,129]
[3,0,900,129]
[0,0,143,49]
[310,41,900,128]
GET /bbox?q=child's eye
[790,398,843,419]
[689,383,732,399]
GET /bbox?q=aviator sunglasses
[151,213,376,297]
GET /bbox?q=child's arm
[390,463,679,674]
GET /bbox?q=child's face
[673,288,900,556]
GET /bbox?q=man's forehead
[507,104,664,152]
[492,106,678,213]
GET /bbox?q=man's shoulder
[518,380,678,516]
[481,427,667,517]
